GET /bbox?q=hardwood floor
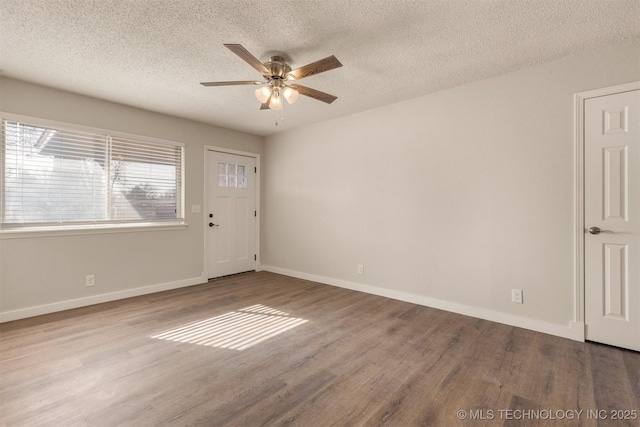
[1,271,639,426]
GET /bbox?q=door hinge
[254,254,257,261]
[254,210,257,217]
[254,167,257,173]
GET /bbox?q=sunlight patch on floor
[151,304,308,350]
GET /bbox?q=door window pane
[218,161,247,188]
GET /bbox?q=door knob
[209,222,219,227]
[588,226,610,235]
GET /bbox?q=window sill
[0,221,188,239]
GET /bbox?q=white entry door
[207,150,257,279]
[584,89,640,351]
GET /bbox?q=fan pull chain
[275,99,285,126]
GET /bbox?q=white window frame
[0,112,186,238]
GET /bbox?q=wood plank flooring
[1,271,639,426]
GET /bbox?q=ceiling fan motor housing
[264,56,292,81]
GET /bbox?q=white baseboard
[263,265,584,342]
[0,274,208,323]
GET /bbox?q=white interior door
[207,150,256,279]
[584,89,640,351]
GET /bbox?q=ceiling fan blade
[291,84,338,104]
[286,55,342,81]
[224,44,270,75]
[200,80,262,86]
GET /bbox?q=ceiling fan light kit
[268,87,284,110]
[201,44,342,124]
[254,86,272,104]
[282,86,299,104]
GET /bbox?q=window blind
[1,117,184,228]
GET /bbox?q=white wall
[262,40,640,339]
[0,77,263,321]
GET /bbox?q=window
[1,115,184,230]
[218,162,247,188]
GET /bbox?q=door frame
[203,145,261,280]
[574,81,640,342]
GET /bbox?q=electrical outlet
[357,264,364,275]
[86,274,95,287]
[511,289,523,304]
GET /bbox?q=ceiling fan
[200,44,342,111]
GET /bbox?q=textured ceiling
[1,0,639,137]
